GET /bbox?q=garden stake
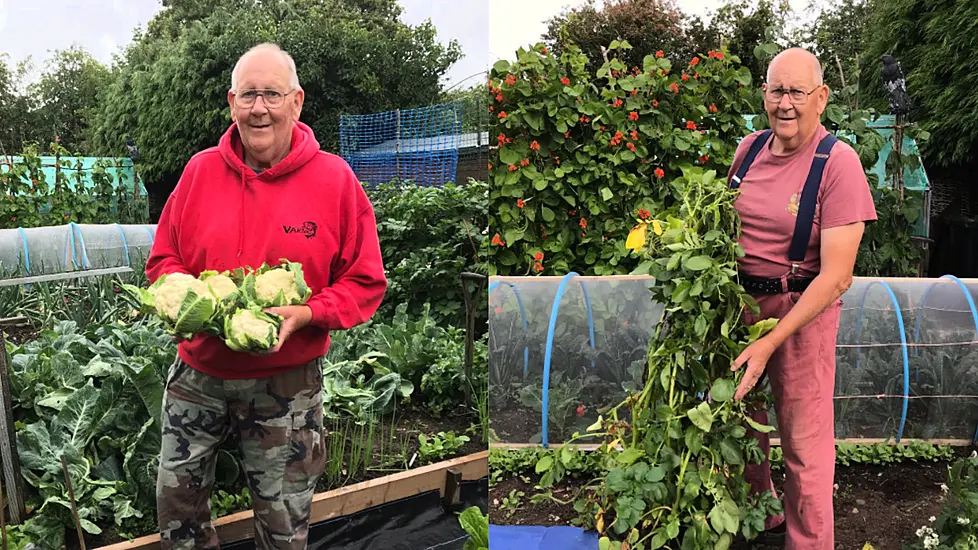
[460,272,487,405]
[0,465,7,550]
[60,455,86,550]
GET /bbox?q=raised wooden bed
[94,450,489,550]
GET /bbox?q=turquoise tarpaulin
[0,155,145,195]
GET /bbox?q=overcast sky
[0,0,488,90]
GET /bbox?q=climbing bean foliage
[488,42,758,276]
[537,167,781,549]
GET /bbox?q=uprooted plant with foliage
[536,165,783,549]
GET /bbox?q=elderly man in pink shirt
[727,48,877,549]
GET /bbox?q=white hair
[230,43,301,92]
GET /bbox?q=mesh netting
[339,101,463,187]
[0,223,156,279]
[489,274,978,446]
[489,276,663,445]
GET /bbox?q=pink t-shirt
[728,125,877,278]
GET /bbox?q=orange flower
[627,142,636,151]
[654,168,665,178]
[498,111,507,119]
[682,74,689,81]
[505,74,516,86]
[517,199,525,208]
[492,234,505,246]
[670,83,679,94]
[496,93,503,102]
[530,140,540,151]
[534,252,544,261]
[630,130,639,140]
[638,208,651,220]
[579,218,587,229]
[686,121,697,130]
[655,50,664,58]
[561,77,570,86]
[629,111,639,121]
[497,133,507,146]
[700,155,709,163]
[520,158,530,167]
[690,57,700,66]
[488,163,493,170]
[709,103,718,113]
[508,164,517,172]
[534,261,544,272]
[653,99,659,107]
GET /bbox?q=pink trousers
[743,292,841,550]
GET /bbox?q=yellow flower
[652,219,663,235]
[626,223,647,252]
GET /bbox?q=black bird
[125,136,140,162]
[881,55,912,115]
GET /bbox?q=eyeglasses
[234,89,295,108]
[763,85,819,105]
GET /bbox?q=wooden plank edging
[490,438,977,450]
[93,450,488,550]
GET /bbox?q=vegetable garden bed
[94,450,489,550]
[487,444,977,550]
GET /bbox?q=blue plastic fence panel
[489,525,599,550]
[339,100,463,187]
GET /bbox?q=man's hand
[262,305,313,354]
[731,336,777,401]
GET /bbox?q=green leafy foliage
[370,180,487,329]
[459,506,489,550]
[488,42,758,276]
[327,302,487,418]
[0,143,149,230]
[903,453,978,550]
[86,0,462,216]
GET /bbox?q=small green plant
[417,431,470,464]
[499,489,525,517]
[210,488,251,520]
[903,452,978,550]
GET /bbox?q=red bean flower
[561,77,570,86]
[655,168,665,179]
[686,120,697,130]
[629,111,639,121]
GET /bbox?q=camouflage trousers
[157,358,325,550]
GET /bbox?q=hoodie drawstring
[237,169,246,258]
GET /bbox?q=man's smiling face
[228,49,304,170]
[763,49,829,152]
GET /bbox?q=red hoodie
[145,121,388,379]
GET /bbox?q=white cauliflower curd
[148,273,211,320]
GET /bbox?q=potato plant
[537,166,782,549]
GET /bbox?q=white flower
[917,525,934,538]
[958,516,971,525]
[924,532,940,550]
[941,483,949,493]
[929,516,937,523]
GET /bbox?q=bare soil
[489,454,961,549]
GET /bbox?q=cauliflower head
[255,268,301,303]
[203,273,238,301]
[244,260,312,307]
[148,273,211,320]
[224,307,281,352]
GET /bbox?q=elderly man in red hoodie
[146,43,387,549]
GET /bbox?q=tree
[86,0,462,220]
[800,0,870,93]
[859,0,978,170]
[0,55,41,154]
[29,46,111,154]
[541,0,707,72]
[708,0,795,85]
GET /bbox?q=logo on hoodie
[284,221,317,239]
